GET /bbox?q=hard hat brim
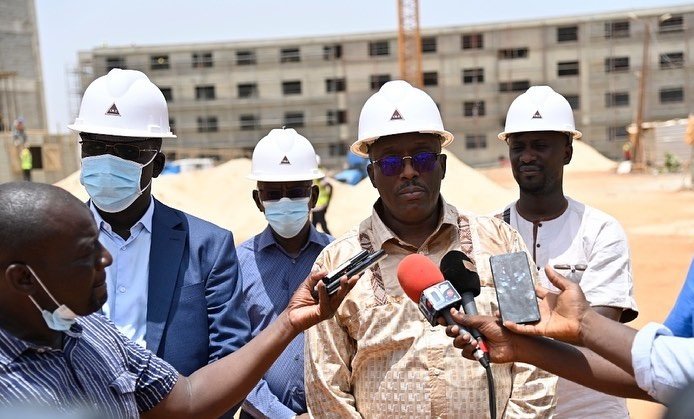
[68,123,177,139]
[350,130,454,158]
[246,170,325,182]
[497,129,582,142]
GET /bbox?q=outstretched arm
[144,271,359,419]
[445,313,653,401]
[503,266,638,374]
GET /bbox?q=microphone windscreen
[397,254,444,303]
[440,250,481,297]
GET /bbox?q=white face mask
[25,265,79,332]
[262,197,310,239]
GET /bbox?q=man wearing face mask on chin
[67,69,251,411]
[237,128,333,419]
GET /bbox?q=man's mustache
[397,180,428,193]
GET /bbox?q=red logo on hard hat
[532,110,542,119]
[280,156,291,165]
[390,109,403,120]
[106,103,121,116]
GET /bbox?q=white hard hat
[351,80,453,157]
[498,85,582,141]
[248,128,324,182]
[68,68,176,139]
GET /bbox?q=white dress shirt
[632,322,694,404]
[90,198,154,348]
[507,196,638,418]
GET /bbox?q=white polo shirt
[506,196,638,418]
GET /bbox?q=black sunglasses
[258,186,312,201]
[372,151,440,176]
[80,140,159,161]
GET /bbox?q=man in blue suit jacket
[68,69,251,414]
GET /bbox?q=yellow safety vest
[316,180,331,207]
[20,148,32,170]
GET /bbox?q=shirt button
[538,223,543,227]
[37,348,46,354]
[120,246,126,251]
[433,369,441,376]
[536,244,541,248]
[118,286,126,293]
[292,259,296,264]
[537,266,541,271]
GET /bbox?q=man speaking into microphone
[305,81,556,418]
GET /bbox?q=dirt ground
[480,167,694,419]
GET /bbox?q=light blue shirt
[664,258,694,337]
[631,322,694,404]
[90,198,154,347]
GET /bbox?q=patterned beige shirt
[305,199,557,419]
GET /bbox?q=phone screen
[489,252,540,324]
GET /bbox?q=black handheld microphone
[396,254,488,367]
[440,250,490,361]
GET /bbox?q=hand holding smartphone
[311,249,387,299]
[489,252,540,324]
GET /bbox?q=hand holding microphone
[396,253,489,368]
[439,250,490,362]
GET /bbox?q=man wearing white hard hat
[238,128,332,419]
[497,85,638,418]
[68,69,251,415]
[305,80,556,417]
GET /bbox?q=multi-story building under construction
[75,5,694,167]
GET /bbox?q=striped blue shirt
[0,314,178,418]
[238,225,332,418]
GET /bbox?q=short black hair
[0,182,82,262]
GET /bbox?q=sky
[35,0,693,133]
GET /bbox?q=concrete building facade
[0,0,46,133]
[0,0,75,185]
[76,5,694,167]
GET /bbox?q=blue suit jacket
[146,199,251,375]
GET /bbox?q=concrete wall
[0,0,47,132]
[0,132,80,184]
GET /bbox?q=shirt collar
[90,196,155,234]
[366,196,459,250]
[0,322,83,366]
[257,224,331,253]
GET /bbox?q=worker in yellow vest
[20,147,32,182]
[311,158,332,235]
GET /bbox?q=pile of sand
[566,141,618,173]
[55,152,516,243]
[440,150,515,214]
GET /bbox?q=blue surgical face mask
[25,265,79,332]
[263,197,310,239]
[80,153,156,213]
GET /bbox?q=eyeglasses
[258,186,312,201]
[79,140,159,161]
[372,151,440,177]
